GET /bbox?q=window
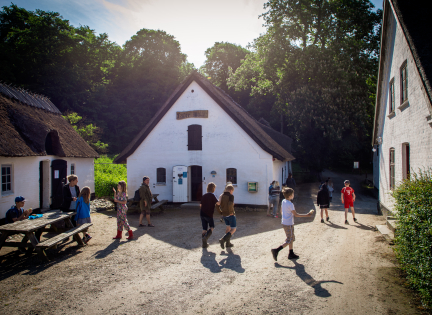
[188,125,202,150]
[390,148,395,190]
[226,168,237,185]
[71,163,75,175]
[402,143,410,180]
[400,62,408,103]
[1,165,12,195]
[389,78,395,113]
[157,168,166,184]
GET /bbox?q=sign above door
[176,110,208,120]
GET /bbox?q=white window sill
[155,183,166,186]
[387,111,395,118]
[1,191,14,197]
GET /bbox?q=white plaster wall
[0,156,94,218]
[375,6,432,211]
[127,81,279,205]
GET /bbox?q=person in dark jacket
[317,184,330,223]
[61,175,80,226]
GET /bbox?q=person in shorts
[200,182,220,248]
[271,188,314,261]
[217,184,236,249]
[317,183,330,223]
[341,180,357,224]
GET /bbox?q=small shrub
[94,156,127,197]
[393,169,432,308]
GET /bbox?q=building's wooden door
[51,159,67,209]
[191,165,202,201]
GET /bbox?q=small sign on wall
[54,170,59,179]
[176,110,208,120]
[353,162,359,169]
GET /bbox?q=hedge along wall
[393,169,432,308]
[94,156,127,197]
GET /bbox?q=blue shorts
[223,215,237,228]
[201,216,215,230]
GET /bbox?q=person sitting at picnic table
[5,196,32,223]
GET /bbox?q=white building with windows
[0,84,98,218]
[114,72,295,206]
[372,0,432,215]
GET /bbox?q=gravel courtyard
[0,171,424,314]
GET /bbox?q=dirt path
[0,171,423,314]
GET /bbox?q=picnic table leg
[64,218,84,246]
[26,232,48,262]
[0,231,10,252]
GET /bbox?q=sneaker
[321,219,324,223]
[288,252,299,259]
[345,220,349,225]
[274,215,278,218]
[271,249,279,261]
[83,234,92,244]
[353,218,357,222]
[326,217,329,221]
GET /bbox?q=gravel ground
[0,171,426,314]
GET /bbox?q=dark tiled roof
[114,72,295,164]
[0,92,99,158]
[373,0,432,144]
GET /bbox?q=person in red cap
[5,196,32,223]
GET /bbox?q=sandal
[148,224,155,227]
[139,224,146,227]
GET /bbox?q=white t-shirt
[281,199,295,226]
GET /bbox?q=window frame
[1,164,13,196]
[389,148,395,190]
[70,163,75,175]
[389,78,395,114]
[187,124,202,151]
[400,61,408,104]
[226,168,237,185]
[156,167,166,185]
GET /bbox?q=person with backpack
[139,176,154,227]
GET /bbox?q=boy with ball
[271,188,314,261]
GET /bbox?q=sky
[1,0,383,68]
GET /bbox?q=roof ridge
[0,83,62,114]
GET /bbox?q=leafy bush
[94,156,127,197]
[393,169,432,308]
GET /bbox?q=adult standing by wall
[61,175,80,226]
[139,176,154,227]
[285,173,296,189]
[269,181,281,218]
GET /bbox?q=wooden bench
[150,200,168,211]
[36,223,93,250]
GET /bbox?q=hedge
[94,156,127,197]
[393,169,432,308]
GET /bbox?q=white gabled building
[114,72,295,206]
[372,0,432,215]
[0,84,99,218]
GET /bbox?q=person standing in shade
[61,175,80,226]
[285,173,296,189]
[200,182,220,248]
[317,184,330,223]
[218,184,236,249]
[327,178,334,202]
[139,176,154,227]
[270,181,281,218]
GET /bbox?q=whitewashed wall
[127,81,284,205]
[0,156,94,218]
[375,5,432,211]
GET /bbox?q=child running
[271,188,314,261]
[341,180,357,224]
[112,181,133,240]
[200,182,220,248]
[75,186,92,244]
[218,184,236,249]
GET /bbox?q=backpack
[133,189,141,202]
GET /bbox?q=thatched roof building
[0,83,99,158]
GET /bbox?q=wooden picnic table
[127,194,167,213]
[0,210,92,261]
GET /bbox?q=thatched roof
[0,84,99,158]
[373,0,432,145]
[114,72,295,164]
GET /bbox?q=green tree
[229,0,381,170]
[63,112,108,153]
